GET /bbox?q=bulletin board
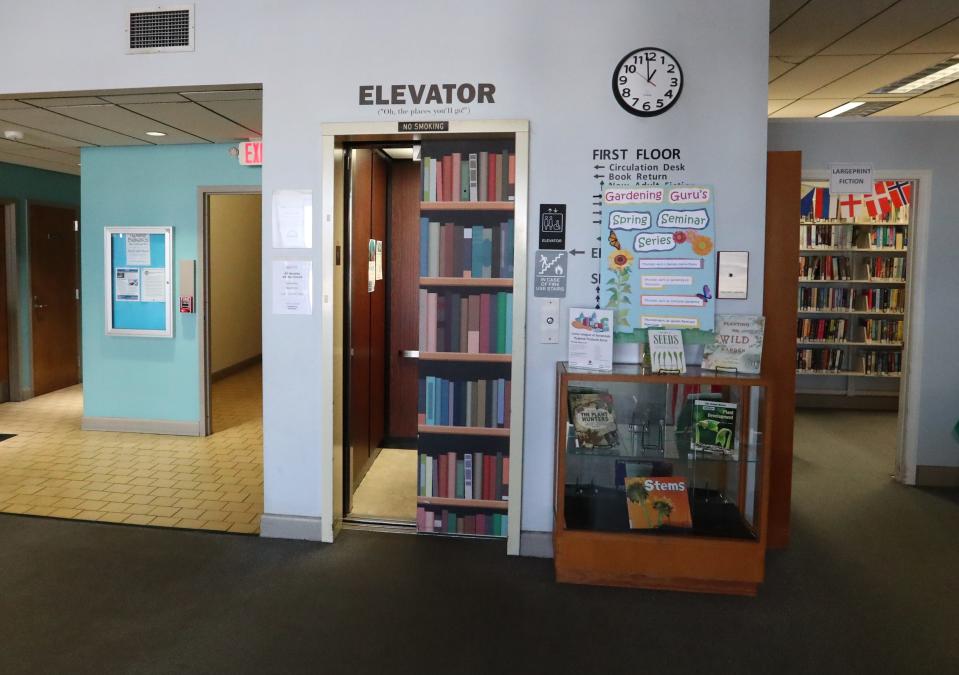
[103,226,174,337]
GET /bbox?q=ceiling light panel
[872,54,959,94]
[818,101,866,117]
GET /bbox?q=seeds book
[625,476,693,529]
[647,329,686,373]
[691,400,738,456]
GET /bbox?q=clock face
[613,47,684,117]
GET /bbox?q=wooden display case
[553,362,773,596]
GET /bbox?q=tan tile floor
[0,365,263,533]
[350,448,418,522]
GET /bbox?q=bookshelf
[416,139,516,538]
[796,179,913,404]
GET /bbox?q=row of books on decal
[419,220,514,279]
[419,377,511,428]
[798,255,906,281]
[797,348,902,375]
[418,451,509,502]
[417,508,509,537]
[800,224,907,250]
[797,318,903,344]
[420,151,515,202]
[419,290,513,354]
[798,287,905,312]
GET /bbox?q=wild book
[702,315,765,374]
[568,389,619,449]
[647,329,686,373]
[691,400,738,457]
[625,476,693,529]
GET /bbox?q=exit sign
[238,141,263,166]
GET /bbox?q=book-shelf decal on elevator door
[415,138,515,538]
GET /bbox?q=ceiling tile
[807,53,954,97]
[895,16,959,53]
[770,0,810,31]
[869,97,958,116]
[769,57,798,81]
[770,0,898,57]
[0,100,32,110]
[0,150,79,175]
[0,107,148,146]
[199,100,262,134]
[49,104,208,144]
[0,120,92,149]
[0,138,80,163]
[101,93,189,104]
[821,1,959,55]
[181,89,262,102]
[20,96,107,107]
[918,79,959,97]
[921,101,959,115]
[768,99,795,114]
[122,102,259,141]
[769,99,852,118]
[768,55,876,99]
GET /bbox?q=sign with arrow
[534,250,567,298]
[538,203,567,250]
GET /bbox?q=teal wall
[0,161,81,393]
[81,144,261,423]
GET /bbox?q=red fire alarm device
[180,296,194,313]
[179,260,196,313]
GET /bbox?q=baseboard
[212,354,262,381]
[520,530,554,558]
[915,465,959,487]
[260,513,325,541]
[81,416,202,436]
[18,387,33,401]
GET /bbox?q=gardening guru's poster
[601,184,716,341]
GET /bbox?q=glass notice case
[553,362,772,596]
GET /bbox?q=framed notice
[104,226,174,337]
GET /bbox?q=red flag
[861,182,891,218]
[884,181,912,209]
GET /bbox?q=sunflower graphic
[608,249,634,271]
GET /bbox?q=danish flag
[885,181,912,208]
[861,181,892,219]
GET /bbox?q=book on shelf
[800,224,853,249]
[648,329,686,373]
[859,318,903,344]
[691,400,738,456]
[419,219,514,279]
[859,350,902,375]
[625,477,693,530]
[798,255,851,280]
[798,287,851,311]
[418,290,512,354]
[417,507,508,536]
[419,376,510,428]
[702,315,764,374]
[797,317,848,342]
[862,255,906,281]
[418,451,509,502]
[866,226,907,250]
[568,389,619,449]
[421,150,515,202]
[852,287,904,313]
[796,347,844,372]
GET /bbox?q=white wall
[210,194,262,375]
[0,0,770,536]
[769,119,959,473]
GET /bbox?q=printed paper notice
[115,267,140,301]
[568,308,613,371]
[140,268,166,302]
[272,189,313,249]
[272,260,312,315]
[375,240,384,280]
[125,234,151,266]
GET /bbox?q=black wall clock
[613,47,684,117]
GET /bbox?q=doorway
[28,203,79,397]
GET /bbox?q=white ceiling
[0,86,261,175]
[769,0,959,117]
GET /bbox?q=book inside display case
[553,363,772,595]
[415,138,516,538]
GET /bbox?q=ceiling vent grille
[127,5,194,54]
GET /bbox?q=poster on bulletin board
[104,226,174,337]
[600,184,716,342]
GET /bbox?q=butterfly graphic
[696,284,712,304]
[608,231,622,250]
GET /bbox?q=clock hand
[648,69,657,85]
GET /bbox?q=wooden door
[763,151,801,549]
[369,151,388,451]
[388,161,421,440]
[29,204,79,396]
[349,149,374,491]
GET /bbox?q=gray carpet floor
[0,410,957,674]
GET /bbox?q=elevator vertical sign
[238,141,263,166]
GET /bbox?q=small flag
[860,182,892,219]
[885,180,911,208]
[837,193,862,219]
[801,187,832,219]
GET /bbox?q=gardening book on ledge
[691,400,738,458]
[625,476,693,529]
[702,315,765,374]
[648,329,686,373]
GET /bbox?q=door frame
[1,200,19,401]
[196,186,263,436]
[26,201,80,399]
[799,169,931,485]
[321,120,530,554]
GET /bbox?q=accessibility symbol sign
[534,250,567,298]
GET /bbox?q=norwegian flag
[860,181,892,219]
[884,180,912,209]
